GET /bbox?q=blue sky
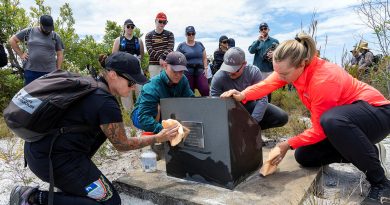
[19,0,377,66]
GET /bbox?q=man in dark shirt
[145,12,175,78]
[9,52,179,205]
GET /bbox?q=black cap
[165,51,188,71]
[185,26,195,33]
[219,35,228,42]
[105,52,148,85]
[124,19,135,26]
[40,15,54,32]
[228,38,235,47]
[259,22,268,29]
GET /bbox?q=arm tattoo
[100,122,157,151]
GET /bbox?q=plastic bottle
[140,149,157,172]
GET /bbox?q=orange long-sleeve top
[242,57,390,149]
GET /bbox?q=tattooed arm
[100,122,178,152]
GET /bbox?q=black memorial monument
[161,97,262,189]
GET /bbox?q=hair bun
[98,54,107,68]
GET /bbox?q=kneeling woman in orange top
[221,33,390,205]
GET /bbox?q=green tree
[357,0,390,55]
[29,0,51,22]
[55,3,80,70]
[0,0,30,74]
[75,35,104,72]
[102,20,122,54]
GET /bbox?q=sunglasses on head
[117,72,137,87]
[187,32,195,36]
[158,20,168,25]
[260,27,268,31]
[126,24,135,29]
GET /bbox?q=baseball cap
[105,52,148,85]
[156,12,167,20]
[220,47,246,73]
[259,22,268,29]
[124,19,135,26]
[185,26,195,33]
[219,35,228,42]
[40,15,54,32]
[165,52,188,71]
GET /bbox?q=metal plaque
[181,121,205,149]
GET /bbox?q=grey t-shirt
[16,27,63,72]
[210,64,268,122]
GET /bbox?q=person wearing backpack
[9,52,179,205]
[9,15,64,85]
[112,19,145,114]
[358,41,374,74]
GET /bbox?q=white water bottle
[140,149,157,172]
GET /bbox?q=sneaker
[377,142,388,177]
[362,180,390,205]
[9,186,38,205]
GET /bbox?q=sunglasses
[158,20,168,25]
[187,32,195,36]
[221,40,228,44]
[260,27,268,31]
[234,64,244,73]
[126,24,135,29]
[117,72,137,87]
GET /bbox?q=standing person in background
[212,35,229,75]
[223,33,390,205]
[248,22,279,102]
[177,26,209,96]
[228,38,235,48]
[112,19,144,60]
[9,14,64,85]
[358,41,374,74]
[112,18,145,112]
[349,45,361,66]
[145,12,174,78]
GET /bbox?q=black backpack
[3,69,108,205]
[0,44,7,67]
[3,69,107,142]
[373,54,383,65]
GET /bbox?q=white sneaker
[376,142,388,177]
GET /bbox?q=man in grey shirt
[9,15,64,85]
[210,47,288,130]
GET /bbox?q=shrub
[0,69,23,114]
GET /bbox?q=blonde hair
[273,32,317,68]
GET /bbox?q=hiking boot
[9,186,38,205]
[362,180,390,205]
[376,142,388,177]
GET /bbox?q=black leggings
[33,175,121,205]
[244,101,289,130]
[25,143,121,205]
[295,101,390,185]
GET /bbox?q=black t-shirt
[26,88,121,161]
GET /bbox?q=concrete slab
[114,148,319,205]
